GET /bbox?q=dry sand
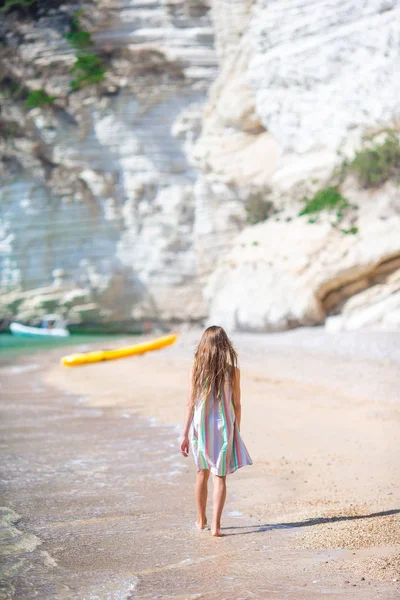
[44,327,400,596]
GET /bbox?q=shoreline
[44,328,400,592]
[1,328,399,598]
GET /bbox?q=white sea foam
[228,510,243,518]
[9,363,40,374]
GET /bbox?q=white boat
[10,315,70,338]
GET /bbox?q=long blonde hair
[191,325,238,408]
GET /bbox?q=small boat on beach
[61,332,178,366]
[10,315,70,338]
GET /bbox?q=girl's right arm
[233,367,242,429]
[180,368,194,457]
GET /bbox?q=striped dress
[190,370,253,476]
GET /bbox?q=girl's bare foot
[196,518,208,531]
[211,524,221,536]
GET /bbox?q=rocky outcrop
[249,0,400,158]
[193,0,279,189]
[326,268,400,332]
[197,0,400,187]
[206,181,400,332]
[201,0,400,332]
[0,0,221,326]
[1,0,400,332]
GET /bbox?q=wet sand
[1,328,399,598]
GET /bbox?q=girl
[180,326,252,536]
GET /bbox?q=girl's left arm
[180,368,194,457]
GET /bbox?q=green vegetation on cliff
[245,191,275,225]
[349,131,400,188]
[299,186,349,218]
[70,54,106,90]
[0,0,65,14]
[66,9,93,50]
[25,89,56,108]
[0,0,37,11]
[66,10,106,90]
[297,130,400,235]
[298,186,357,233]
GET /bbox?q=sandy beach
[1,328,399,598]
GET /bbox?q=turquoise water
[0,333,137,362]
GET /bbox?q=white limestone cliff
[206,181,400,332]
[201,0,400,332]
[1,0,400,331]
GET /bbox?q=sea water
[0,333,139,362]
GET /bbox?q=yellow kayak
[61,333,178,367]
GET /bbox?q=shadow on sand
[222,508,400,536]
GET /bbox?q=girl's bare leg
[195,469,210,529]
[211,474,226,536]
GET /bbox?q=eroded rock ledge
[207,182,400,332]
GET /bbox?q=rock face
[326,268,400,332]
[0,0,224,326]
[1,0,400,332]
[249,0,400,156]
[207,182,400,332]
[200,0,400,332]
